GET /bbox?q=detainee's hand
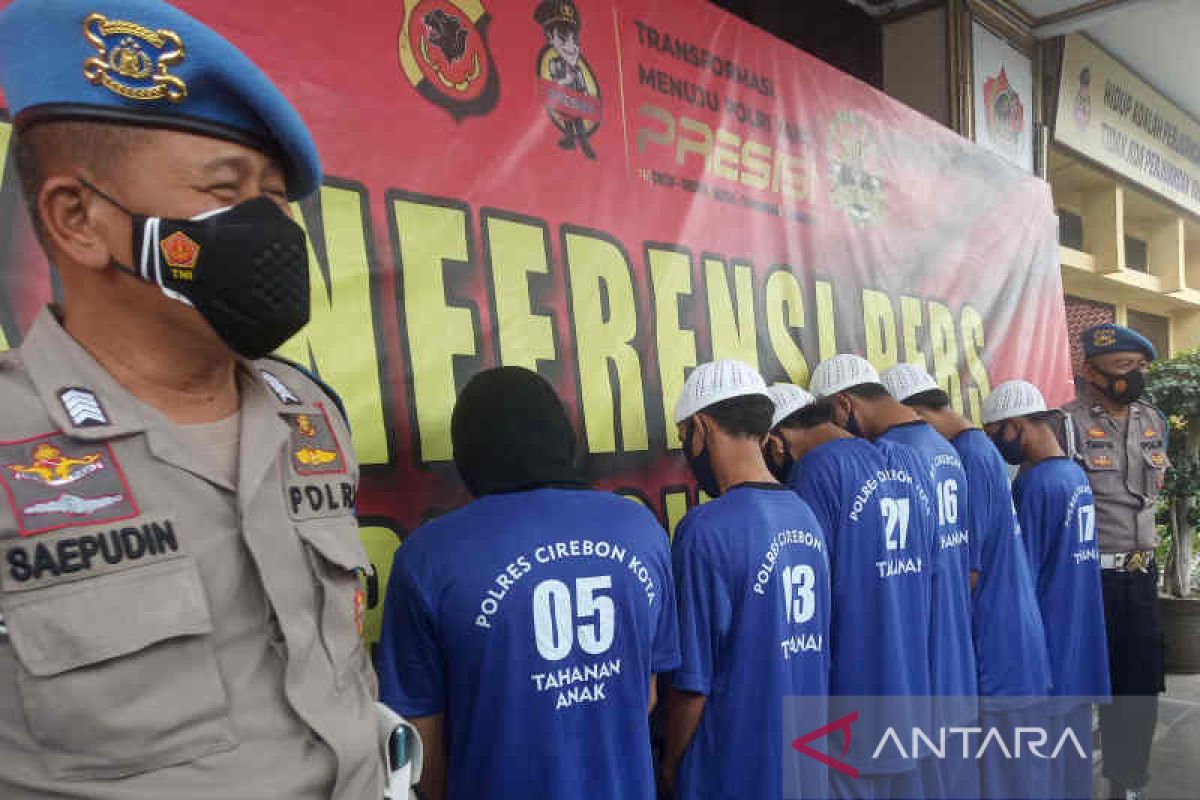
[657,766,676,799]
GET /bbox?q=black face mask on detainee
[81,178,310,359]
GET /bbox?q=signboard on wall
[972,20,1034,172]
[1055,33,1200,217]
[0,0,1071,642]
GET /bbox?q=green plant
[1147,349,1200,598]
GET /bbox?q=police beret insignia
[82,13,187,103]
[1093,328,1116,348]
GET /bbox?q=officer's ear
[37,176,122,273]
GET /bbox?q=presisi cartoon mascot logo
[534,0,601,160]
[398,0,499,121]
[827,110,885,224]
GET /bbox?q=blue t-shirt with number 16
[377,488,680,800]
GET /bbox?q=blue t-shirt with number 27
[377,488,680,800]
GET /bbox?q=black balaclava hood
[451,367,590,497]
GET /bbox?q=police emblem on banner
[398,0,499,121]
[534,0,601,160]
[285,406,347,476]
[982,66,1024,154]
[82,13,187,103]
[0,433,138,536]
[827,110,884,224]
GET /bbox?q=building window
[1058,209,1084,250]
[1126,309,1169,361]
[1124,236,1149,273]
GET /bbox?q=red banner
[0,0,1071,641]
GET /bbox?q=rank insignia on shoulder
[261,369,302,406]
[0,433,138,536]
[58,387,109,428]
[285,406,346,476]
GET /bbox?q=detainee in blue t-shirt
[984,380,1112,800]
[811,355,978,800]
[377,367,680,800]
[765,383,933,799]
[662,361,831,800]
[887,364,1053,799]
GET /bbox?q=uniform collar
[20,307,148,439]
[19,307,299,497]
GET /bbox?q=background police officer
[1064,323,1168,800]
[0,1,389,797]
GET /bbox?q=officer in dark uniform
[1063,323,1168,800]
[534,0,596,159]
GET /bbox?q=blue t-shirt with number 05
[377,488,681,800]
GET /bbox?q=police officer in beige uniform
[1063,323,1168,800]
[0,0,391,797]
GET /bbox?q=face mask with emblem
[81,178,310,359]
[1093,366,1146,406]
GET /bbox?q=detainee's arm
[411,715,446,800]
[661,685,707,784]
[377,559,448,800]
[660,526,727,788]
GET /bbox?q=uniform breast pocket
[2,556,235,780]
[296,519,371,682]
[1142,445,1170,495]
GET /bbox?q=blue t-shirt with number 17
[377,488,680,800]
[671,483,830,800]
[1012,457,1111,712]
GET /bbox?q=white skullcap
[982,380,1048,425]
[767,383,817,429]
[881,363,941,402]
[809,354,882,398]
[674,360,770,424]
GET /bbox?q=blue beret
[1081,323,1157,361]
[0,0,321,199]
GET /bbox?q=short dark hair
[13,120,147,243]
[698,394,774,438]
[777,399,835,430]
[903,388,951,410]
[843,382,891,400]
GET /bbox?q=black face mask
[989,421,1024,465]
[683,421,721,498]
[82,179,310,359]
[1093,367,1146,406]
[837,400,863,438]
[767,436,795,484]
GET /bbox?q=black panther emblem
[424,9,469,63]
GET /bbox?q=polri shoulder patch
[0,432,138,536]
[284,404,347,476]
[58,387,109,428]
